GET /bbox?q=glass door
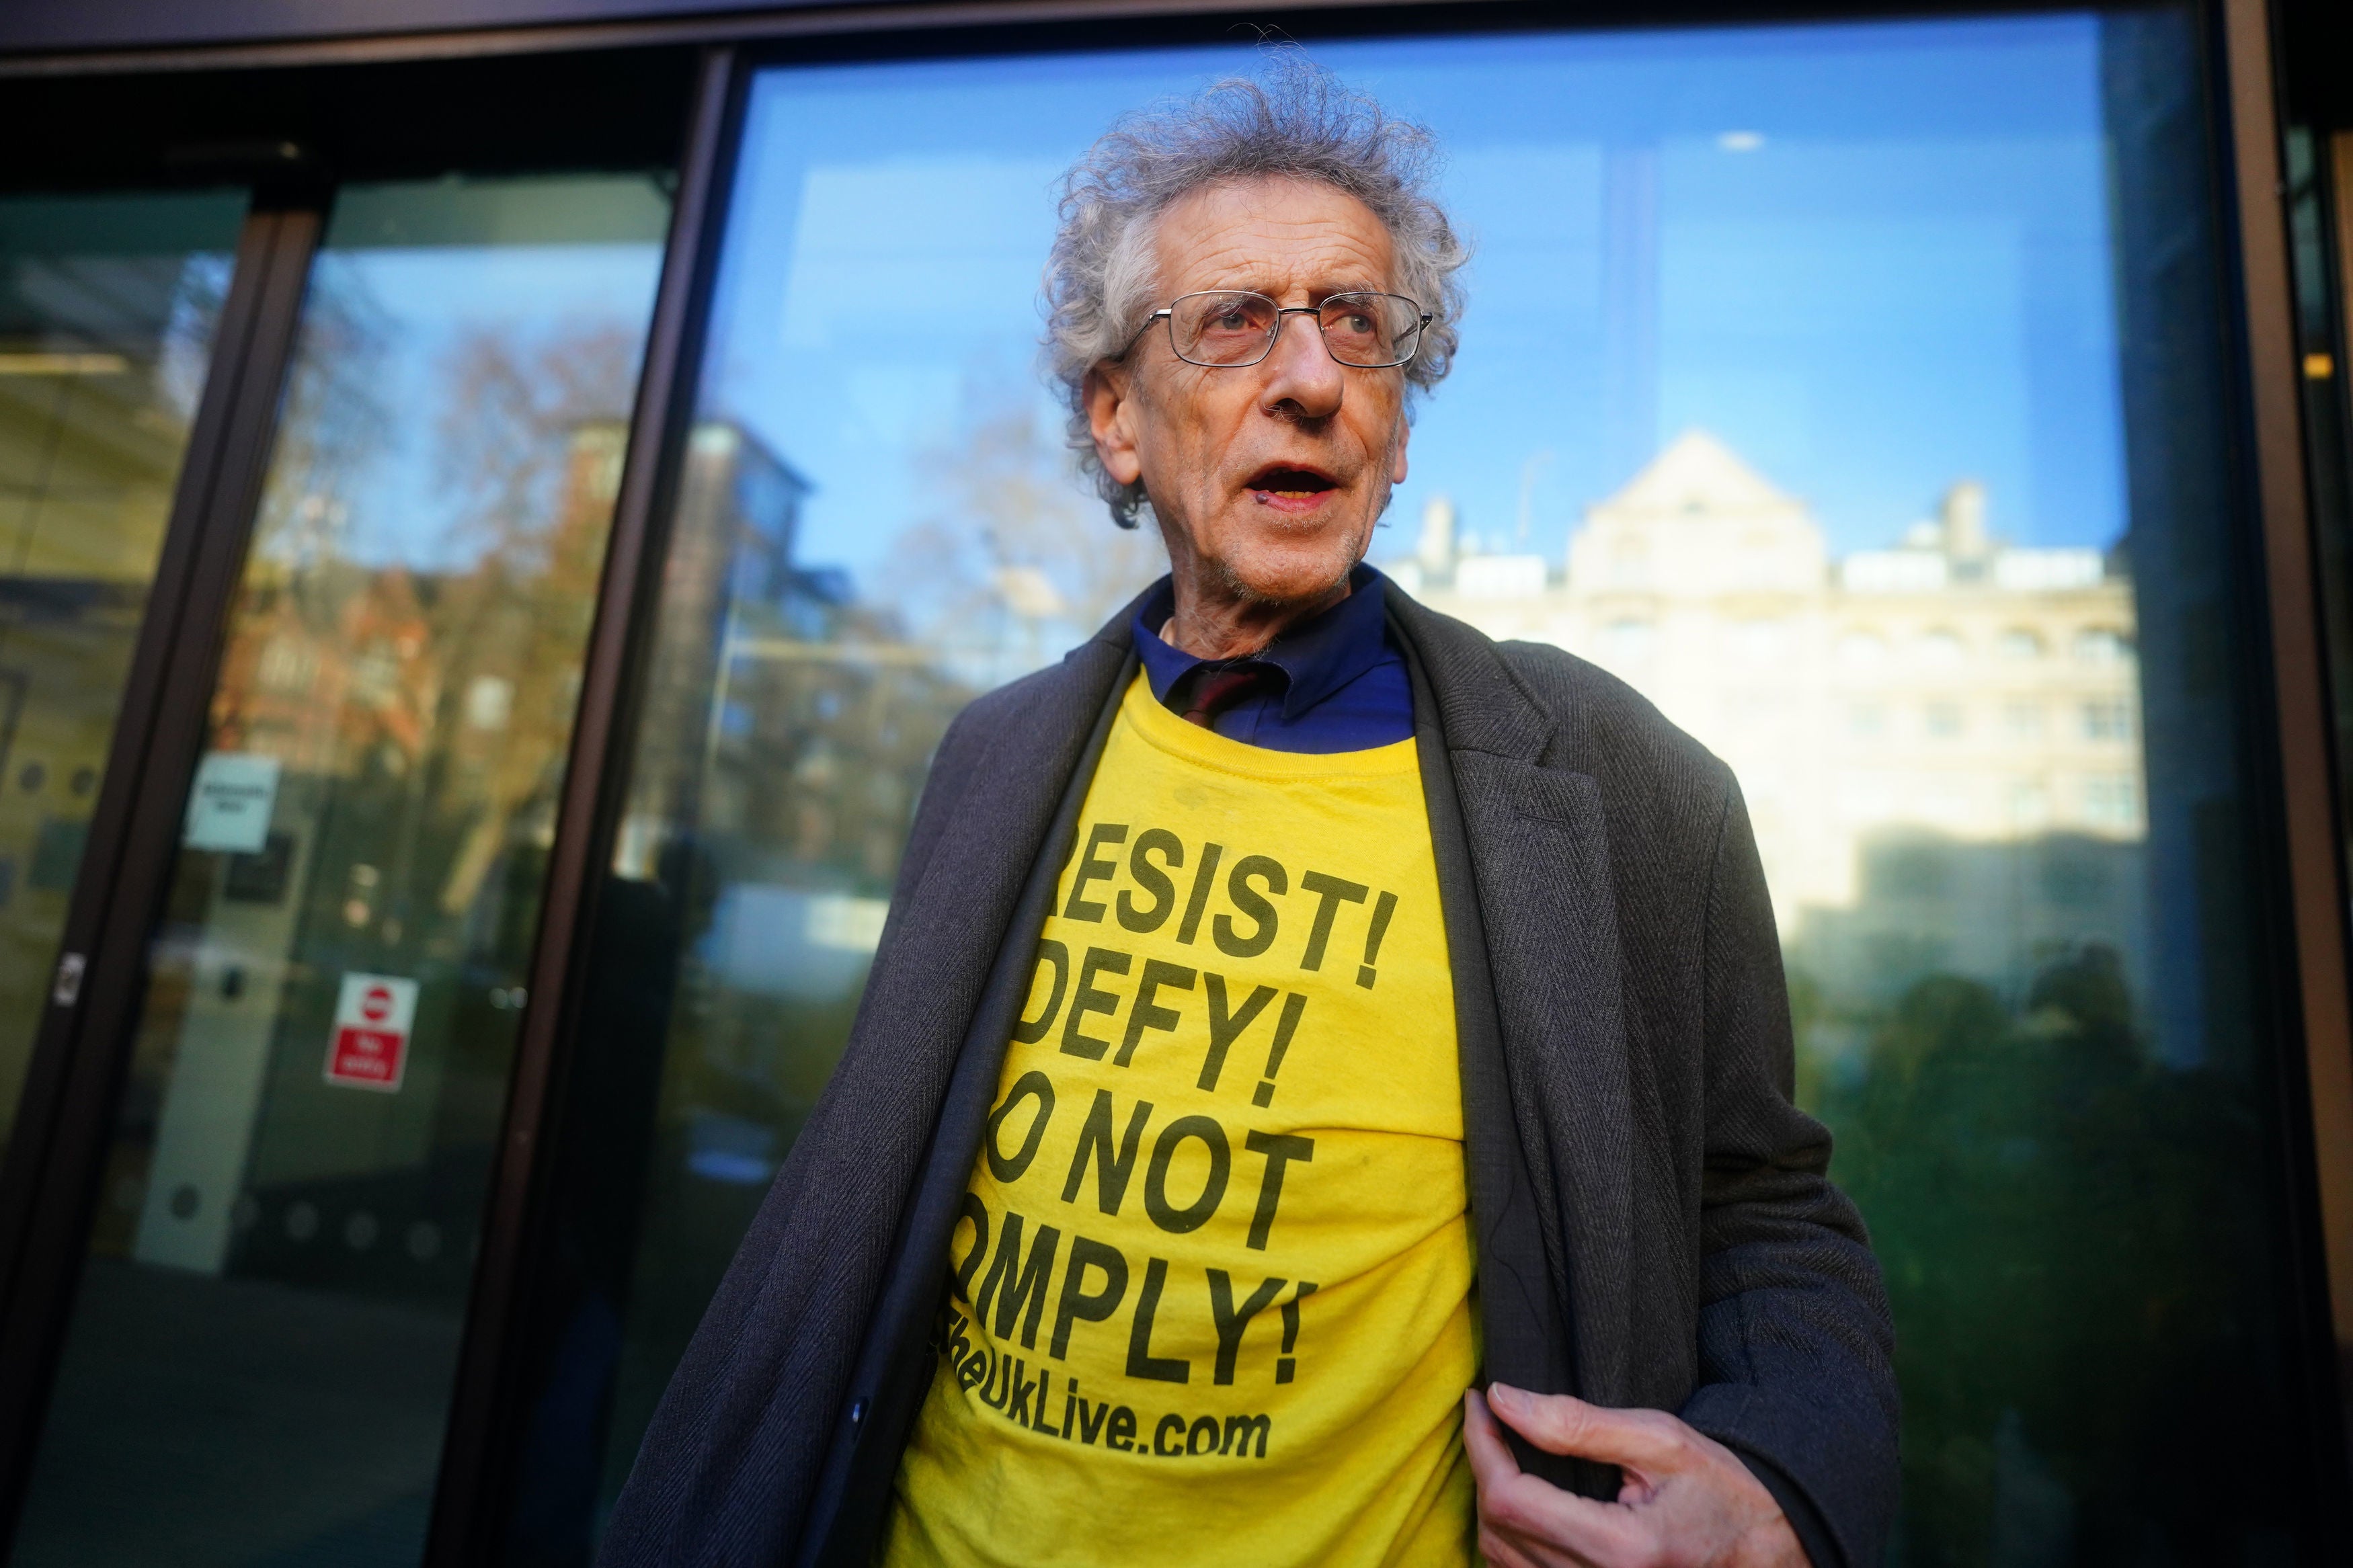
[0,192,249,1161]
[9,174,670,1567]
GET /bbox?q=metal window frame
[0,194,327,1540]
[0,0,2155,79]
[420,44,748,1565]
[0,42,715,1565]
[2223,0,2353,1491]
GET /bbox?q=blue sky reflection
[708,13,2122,596]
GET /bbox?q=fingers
[1485,1383,1693,1473]
[1465,1391,1648,1567]
[1475,1524,1550,1568]
[1463,1389,1519,1481]
[1480,1473,1646,1567]
[1468,1389,1805,1568]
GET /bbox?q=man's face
[1086,177,1412,607]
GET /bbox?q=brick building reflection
[118,413,637,1281]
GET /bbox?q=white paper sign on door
[325,973,418,1092]
[184,753,281,853]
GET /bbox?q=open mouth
[1245,465,1339,502]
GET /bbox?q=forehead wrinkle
[1161,231,1392,286]
[1151,183,1398,304]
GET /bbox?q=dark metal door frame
[0,46,724,1560]
[2223,0,2353,1494]
[422,44,746,1565]
[0,192,329,1541]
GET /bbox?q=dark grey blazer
[600,588,1899,1568]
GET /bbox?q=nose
[1257,310,1344,421]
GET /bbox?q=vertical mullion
[2222,0,2353,1505]
[0,204,275,1317]
[0,196,326,1545]
[423,44,746,1565]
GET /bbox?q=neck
[1160,565,1353,661]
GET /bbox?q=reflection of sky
[312,244,662,569]
[707,13,2121,593]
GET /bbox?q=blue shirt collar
[1131,562,1393,723]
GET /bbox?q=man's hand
[1463,1385,1808,1568]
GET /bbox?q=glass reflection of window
[1600,618,1655,665]
[2081,698,2133,742]
[1917,779,1971,826]
[2074,626,2132,664]
[1917,628,1967,667]
[1728,618,1787,661]
[1925,700,1966,739]
[2005,699,2046,741]
[1837,629,1886,669]
[1838,772,1895,821]
[2081,773,2139,831]
[1998,627,2045,661]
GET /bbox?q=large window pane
[530,11,2325,1559]
[15,175,669,1568]
[0,191,247,1159]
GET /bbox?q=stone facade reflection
[1396,431,2145,1012]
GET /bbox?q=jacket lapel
[1391,595,1638,1404]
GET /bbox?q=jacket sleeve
[1675,779,1901,1568]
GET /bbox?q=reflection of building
[1398,431,2145,1003]
[131,417,635,1278]
[614,420,813,880]
[612,421,970,904]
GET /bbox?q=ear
[1389,410,1412,485]
[1085,364,1144,489]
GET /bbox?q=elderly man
[604,63,1897,1568]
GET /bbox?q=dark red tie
[1175,663,1277,728]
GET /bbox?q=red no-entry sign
[326,973,418,1091]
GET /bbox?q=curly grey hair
[1044,57,1470,527]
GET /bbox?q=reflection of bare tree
[157,255,231,427]
[208,315,641,932]
[249,261,395,573]
[890,379,1164,672]
[427,323,639,913]
[433,323,638,573]
[210,265,397,772]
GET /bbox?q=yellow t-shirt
[885,673,1475,1568]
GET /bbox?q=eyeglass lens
[1168,291,1422,368]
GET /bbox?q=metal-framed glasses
[1123,290,1433,370]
